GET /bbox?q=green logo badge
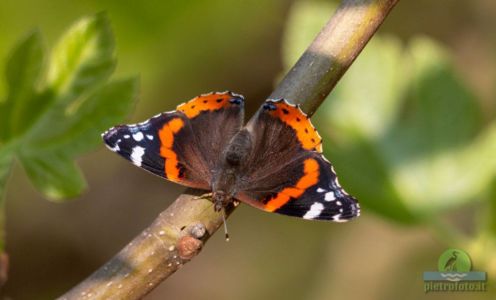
[437,248,471,273]
[424,248,486,292]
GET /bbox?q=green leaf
[396,37,482,160]
[21,12,117,147]
[0,30,44,141]
[0,13,137,202]
[19,152,86,201]
[47,11,115,103]
[24,77,138,156]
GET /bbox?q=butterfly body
[103,92,360,222]
[210,128,251,210]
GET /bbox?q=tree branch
[60,1,399,299]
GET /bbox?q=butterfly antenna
[222,209,230,242]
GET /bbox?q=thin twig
[60,0,399,299]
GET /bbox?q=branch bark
[60,0,399,299]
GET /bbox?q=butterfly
[102,92,360,222]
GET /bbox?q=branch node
[177,236,203,260]
[189,222,207,239]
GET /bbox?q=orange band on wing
[177,93,234,119]
[264,158,320,212]
[267,101,322,152]
[158,118,185,181]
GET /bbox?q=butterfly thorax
[212,129,252,211]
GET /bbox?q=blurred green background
[1,0,496,299]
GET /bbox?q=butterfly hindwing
[266,153,360,221]
[237,99,360,221]
[103,92,244,189]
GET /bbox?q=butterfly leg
[193,192,213,201]
[193,191,231,212]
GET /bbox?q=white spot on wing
[146,134,154,140]
[105,139,121,152]
[303,202,324,219]
[316,188,326,193]
[106,144,120,152]
[324,191,336,201]
[123,134,130,139]
[332,215,348,223]
[133,132,144,141]
[131,146,145,166]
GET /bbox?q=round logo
[437,248,471,272]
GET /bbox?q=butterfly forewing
[102,92,245,190]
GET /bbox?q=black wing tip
[338,206,361,221]
[102,125,119,139]
[102,126,114,139]
[332,196,361,222]
[102,125,128,151]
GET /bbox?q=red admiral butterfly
[103,92,360,222]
